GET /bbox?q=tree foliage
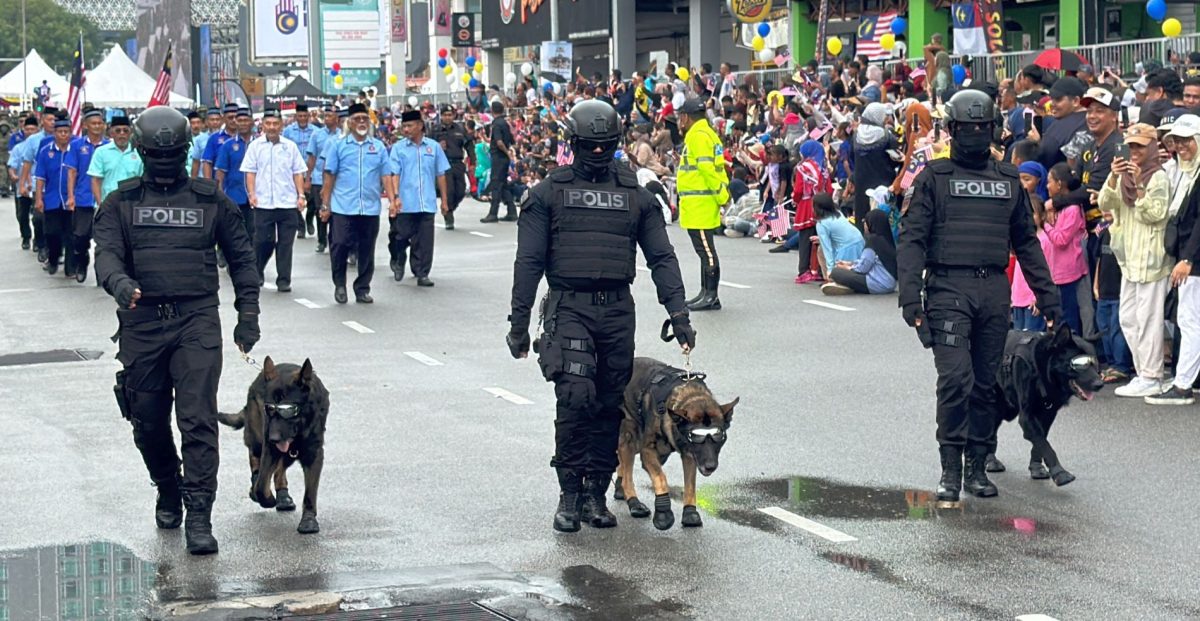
[0,0,108,79]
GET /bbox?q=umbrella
[1033,49,1088,72]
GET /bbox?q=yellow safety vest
[676,119,729,230]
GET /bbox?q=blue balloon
[466,55,476,67]
[952,64,967,85]
[437,57,447,68]
[757,22,770,37]
[329,68,338,77]
[469,78,480,88]
[891,17,907,36]
[759,133,771,144]
[1146,0,1167,22]
[544,82,554,92]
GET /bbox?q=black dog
[988,328,1105,486]
[218,357,329,534]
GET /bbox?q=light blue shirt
[86,141,144,202]
[850,247,897,294]
[283,122,315,154]
[817,215,866,271]
[189,131,210,173]
[323,134,389,216]
[389,137,449,214]
[306,127,340,185]
[14,130,46,197]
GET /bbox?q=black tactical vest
[546,167,638,285]
[118,178,221,299]
[926,159,1016,268]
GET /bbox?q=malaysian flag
[555,140,574,167]
[148,43,174,107]
[856,11,897,61]
[755,199,792,239]
[67,33,85,136]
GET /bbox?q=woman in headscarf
[891,99,933,195]
[822,209,897,295]
[793,139,833,283]
[851,102,899,233]
[1097,123,1171,398]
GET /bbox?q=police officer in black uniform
[507,100,695,533]
[429,104,471,230]
[897,89,1060,503]
[94,106,261,555]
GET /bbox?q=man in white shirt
[241,108,308,292]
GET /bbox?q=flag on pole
[952,2,989,56]
[67,32,86,136]
[855,11,897,61]
[148,43,174,107]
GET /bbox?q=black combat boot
[684,273,707,306]
[182,491,219,555]
[963,444,999,498]
[154,474,183,529]
[936,445,963,502]
[687,270,722,311]
[553,469,582,533]
[579,474,618,528]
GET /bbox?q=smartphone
[1120,106,1129,129]
[1033,115,1044,135]
[1023,110,1035,133]
[1116,143,1130,161]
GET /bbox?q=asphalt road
[1,197,1198,621]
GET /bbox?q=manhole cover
[293,602,517,620]
[0,349,104,367]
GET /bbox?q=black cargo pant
[42,208,72,272]
[254,208,299,286]
[307,185,327,245]
[485,155,515,218]
[446,161,466,213]
[115,303,222,495]
[72,206,95,277]
[925,268,1010,451]
[329,213,378,296]
[539,288,636,484]
[388,212,435,278]
[15,195,33,244]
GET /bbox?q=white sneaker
[1114,376,1163,398]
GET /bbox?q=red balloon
[332,62,341,72]
[438,48,448,58]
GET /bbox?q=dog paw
[1051,469,1075,487]
[275,489,296,512]
[653,509,675,530]
[613,482,626,501]
[985,454,1006,473]
[681,505,703,527]
[252,490,277,509]
[297,514,320,534]
[1029,462,1051,480]
[627,498,650,518]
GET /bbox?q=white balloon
[407,95,418,107]
[552,82,562,95]
[757,48,774,62]
[671,92,686,108]
[447,73,456,84]
[521,62,534,76]
[505,72,517,85]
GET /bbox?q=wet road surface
[2,198,1199,620]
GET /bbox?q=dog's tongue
[275,440,292,454]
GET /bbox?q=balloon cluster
[329,62,344,87]
[1146,0,1181,37]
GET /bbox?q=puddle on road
[0,541,156,621]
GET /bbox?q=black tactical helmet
[565,99,620,142]
[944,89,995,125]
[134,106,191,157]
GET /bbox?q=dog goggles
[1070,355,1097,371]
[265,403,300,419]
[687,427,726,444]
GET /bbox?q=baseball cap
[1078,64,1095,76]
[1048,77,1086,100]
[677,97,705,115]
[1124,123,1157,146]
[1080,86,1120,111]
[1016,90,1046,105]
[1168,114,1200,139]
[1157,107,1191,132]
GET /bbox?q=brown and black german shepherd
[614,357,739,530]
[218,357,329,534]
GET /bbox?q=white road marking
[341,321,375,334]
[483,387,533,405]
[803,299,856,312]
[434,222,446,229]
[636,265,650,272]
[262,282,277,291]
[404,351,443,366]
[720,280,751,289]
[0,288,35,295]
[1016,616,1061,621]
[757,506,858,542]
[469,231,494,238]
[294,298,322,309]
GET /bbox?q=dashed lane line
[720,280,751,289]
[294,298,322,309]
[404,351,443,366]
[803,299,856,312]
[341,321,375,334]
[1016,616,1061,621]
[757,506,858,542]
[0,288,35,295]
[483,387,533,405]
[469,231,494,238]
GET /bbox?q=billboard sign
[252,0,310,60]
[315,0,382,92]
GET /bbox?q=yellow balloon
[880,33,895,50]
[752,35,765,52]
[443,65,453,75]
[474,63,484,74]
[461,73,471,85]
[827,37,842,56]
[767,90,782,108]
[388,74,398,84]
[676,67,690,82]
[1163,18,1182,38]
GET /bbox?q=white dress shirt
[240,135,308,209]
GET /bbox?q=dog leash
[659,319,695,380]
[238,345,262,370]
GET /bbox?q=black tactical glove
[113,279,140,309]
[671,314,696,351]
[902,302,924,328]
[1040,305,1063,329]
[507,327,530,359]
[233,312,260,353]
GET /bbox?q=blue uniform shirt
[202,128,237,173]
[323,134,389,216]
[283,123,315,155]
[64,136,108,207]
[389,137,449,214]
[215,135,250,204]
[34,141,72,210]
[188,131,209,173]
[306,127,340,186]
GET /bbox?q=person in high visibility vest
[676,97,730,311]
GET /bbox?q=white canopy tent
[83,44,193,108]
[0,49,70,101]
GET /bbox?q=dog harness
[998,331,1052,419]
[638,367,714,452]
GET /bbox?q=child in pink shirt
[1042,163,1089,335]
[1012,190,1052,331]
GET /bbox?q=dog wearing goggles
[614,357,739,530]
[218,357,329,534]
[990,327,1105,486]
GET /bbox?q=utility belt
[549,286,630,306]
[117,294,219,325]
[930,265,1007,279]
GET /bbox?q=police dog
[218,357,329,534]
[990,328,1104,486]
[614,357,739,530]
